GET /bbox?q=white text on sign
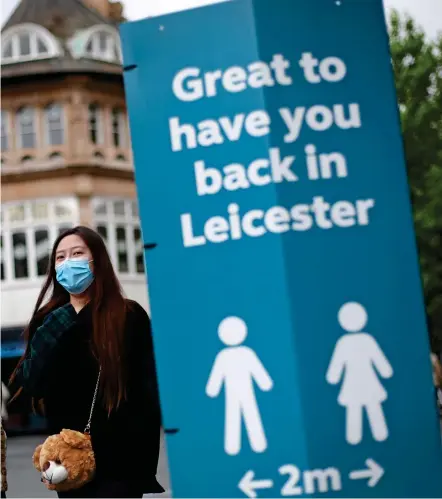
[171,53,346,102]
[181,197,375,247]
[238,459,384,498]
[165,51,376,249]
[169,104,361,151]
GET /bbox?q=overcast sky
[1,0,441,38]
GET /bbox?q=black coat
[24,300,163,493]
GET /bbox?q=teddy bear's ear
[60,429,92,450]
[33,444,43,471]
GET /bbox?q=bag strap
[84,367,101,435]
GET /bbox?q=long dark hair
[10,226,129,413]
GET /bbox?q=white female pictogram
[326,302,393,445]
[206,317,273,456]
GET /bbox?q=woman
[10,226,163,498]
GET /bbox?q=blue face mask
[56,259,94,295]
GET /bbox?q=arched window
[88,104,103,145]
[1,110,8,151]
[16,107,36,149]
[45,103,64,145]
[1,24,61,64]
[112,108,126,147]
[84,28,121,63]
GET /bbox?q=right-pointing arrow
[349,458,384,487]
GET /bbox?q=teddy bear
[33,429,96,492]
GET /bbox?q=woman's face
[55,235,93,270]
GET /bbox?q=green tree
[389,10,442,351]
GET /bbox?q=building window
[12,232,28,279]
[1,235,4,281]
[1,110,8,151]
[94,200,107,216]
[116,226,128,273]
[88,104,103,145]
[2,40,13,59]
[45,103,64,145]
[17,107,36,149]
[58,225,73,236]
[19,33,31,56]
[131,201,138,217]
[54,198,77,218]
[92,198,144,276]
[0,198,79,283]
[133,227,144,273]
[35,229,50,276]
[8,204,26,223]
[112,108,126,147]
[114,200,125,217]
[97,225,108,243]
[31,200,49,220]
[84,29,121,64]
[1,25,61,64]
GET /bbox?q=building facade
[1,0,149,330]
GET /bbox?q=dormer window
[1,24,62,64]
[82,27,122,64]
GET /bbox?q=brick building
[1,0,149,333]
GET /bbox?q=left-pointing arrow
[239,470,274,498]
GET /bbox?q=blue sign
[121,0,442,497]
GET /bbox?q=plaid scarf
[16,304,78,395]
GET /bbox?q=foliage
[389,10,442,350]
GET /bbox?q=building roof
[2,0,115,36]
[1,0,123,80]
